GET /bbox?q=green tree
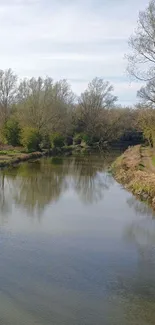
[21,127,41,152]
[50,133,65,148]
[4,118,21,146]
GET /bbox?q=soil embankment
[111,145,155,209]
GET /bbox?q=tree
[78,78,117,139]
[137,106,155,147]
[4,117,21,146]
[21,127,41,152]
[16,77,54,131]
[16,77,74,136]
[127,0,155,81]
[50,133,65,148]
[0,69,17,124]
[137,79,155,107]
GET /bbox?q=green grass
[0,149,27,156]
[0,150,21,155]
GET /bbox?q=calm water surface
[0,153,155,325]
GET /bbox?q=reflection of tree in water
[5,160,68,218]
[0,173,12,224]
[68,155,114,203]
[0,151,117,219]
[106,197,155,324]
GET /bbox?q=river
[0,153,155,325]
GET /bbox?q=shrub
[73,133,83,145]
[82,134,92,145]
[50,133,65,148]
[64,136,73,146]
[40,133,51,150]
[4,118,21,146]
[21,127,41,152]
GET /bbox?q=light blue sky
[0,0,150,104]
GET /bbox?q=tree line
[0,69,143,152]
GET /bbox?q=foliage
[0,69,17,126]
[64,135,73,146]
[0,68,147,152]
[137,107,155,147]
[21,127,41,152]
[50,133,65,148]
[40,133,51,150]
[78,78,117,139]
[4,118,21,146]
[16,77,74,135]
[0,150,22,155]
[73,133,83,145]
[82,134,94,146]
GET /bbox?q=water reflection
[66,156,114,204]
[127,196,155,217]
[0,153,155,324]
[0,173,12,222]
[0,153,116,219]
[122,211,155,318]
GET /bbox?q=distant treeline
[0,68,151,152]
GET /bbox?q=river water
[0,153,155,325]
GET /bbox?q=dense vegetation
[0,70,143,152]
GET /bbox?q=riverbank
[0,148,49,168]
[111,145,155,209]
[0,144,89,169]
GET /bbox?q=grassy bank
[0,143,91,169]
[111,145,155,209]
[0,147,49,168]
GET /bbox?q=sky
[0,0,150,105]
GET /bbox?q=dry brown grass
[111,145,155,209]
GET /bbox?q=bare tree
[127,0,155,81]
[78,78,117,138]
[137,79,155,107]
[16,77,74,134]
[0,69,17,124]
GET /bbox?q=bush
[4,118,21,146]
[82,134,99,146]
[40,133,51,150]
[21,127,41,152]
[50,133,65,148]
[64,136,73,146]
[82,134,92,145]
[73,133,83,145]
